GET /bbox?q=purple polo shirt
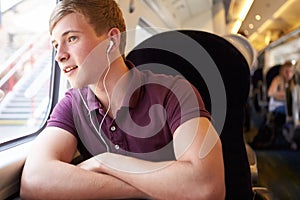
[47,62,210,161]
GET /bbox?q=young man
[21,0,225,199]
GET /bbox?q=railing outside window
[0,0,55,144]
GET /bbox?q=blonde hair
[49,0,126,56]
[281,61,293,69]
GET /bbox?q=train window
[0,0,56,145]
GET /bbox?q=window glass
[0,0,55,144]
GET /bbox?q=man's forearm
[96,152,225,200]
[94,118,225,200]
[21,160,148,199]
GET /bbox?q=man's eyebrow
[51,30,81,44]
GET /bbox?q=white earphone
[106,40,114,54]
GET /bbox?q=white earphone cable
[97,50,112,151]
[78,45,112,152]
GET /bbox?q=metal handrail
[267,28,300,50]
[0,34,46,89]
[1,0,24,13]
[0,51,32,87]
[0,39,33,75]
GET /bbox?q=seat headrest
[223,34,257,70]
[126,30,250,108]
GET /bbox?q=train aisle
[245,124,300,200]
[256,150,300,200]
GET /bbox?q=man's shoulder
[141,70,188,88]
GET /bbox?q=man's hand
[77,156,103,173]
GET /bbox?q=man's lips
[63,65,78,73]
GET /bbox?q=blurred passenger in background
[268,61,295,116]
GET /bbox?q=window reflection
[0,0,55,144]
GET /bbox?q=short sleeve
[47,89,77,136]
[166,78,211,133]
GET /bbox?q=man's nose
[55,46,70,63]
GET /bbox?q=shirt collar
[86,86,100,111]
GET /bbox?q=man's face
[51,12,108,88]
[281,66,294,81]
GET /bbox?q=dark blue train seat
[126,30,253,200]
[266,64,281,91]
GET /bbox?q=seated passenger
[267,61,297,149]
[268,61,295,117]
[20,0,225,199]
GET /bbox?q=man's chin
[70,81,85,89]
[71,81,98,89]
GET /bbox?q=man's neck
[90,57,129,117]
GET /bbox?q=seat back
[126,30,253,200]
[252,68,263,90]
[266,64,281,90]
[251,68,269,111]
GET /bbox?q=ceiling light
[273,0,295,18]
[249,23,254,29]
[239,0,254,21]
[249,32,258,41]
[257,19,273,33]
[255,15,261,21]
[264,30,271,45]
[231,19,242,34]
[228,0,254,34]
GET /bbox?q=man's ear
[107,28,121,53]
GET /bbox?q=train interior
[1,0,300,199]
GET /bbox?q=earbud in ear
[106,40,114,54]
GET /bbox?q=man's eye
[68,36,77,43]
